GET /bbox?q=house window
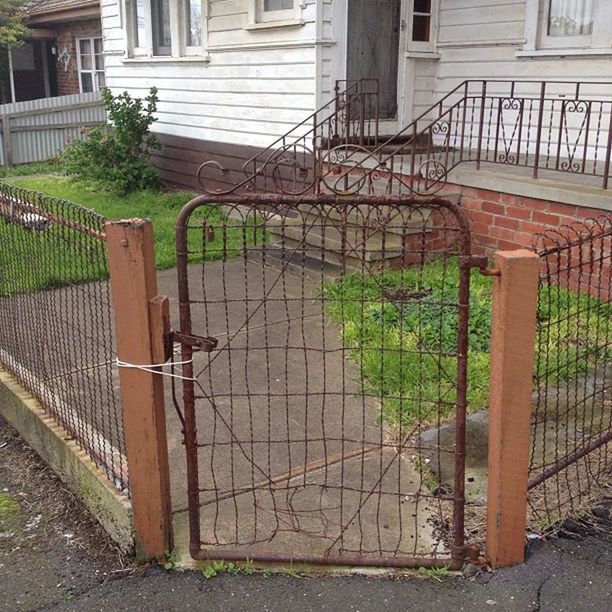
[247,0,301,26]
[408,0,437,52]
[133,0,145,48]
[261,0,295,21]
[151,0,171,56]
[522,0,609,54]
[185,0,203,47]
[412,0,431,42]
[547,0,593,37]
[77,37,105,93]
[126,0,207,58]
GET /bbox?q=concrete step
[249,246,347,279]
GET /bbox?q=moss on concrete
[0,492,21,533]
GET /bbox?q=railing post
[486,249,540,569]
[603,104,612,190]
[476,81,487,169]
[533,82,546,179]
[106,219,173,561]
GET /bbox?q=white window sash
[407,0,437,53]
[523,0,610,52]
[76,37,105,93]
[126,0,207,58]
[182,0,207,55]
[248,0,301,25]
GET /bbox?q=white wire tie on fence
[115,357,196,381]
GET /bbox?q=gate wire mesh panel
[0,183,128,494]
[176,194,472,567]
[528,218,611,529]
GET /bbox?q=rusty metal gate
[174,193,477,568]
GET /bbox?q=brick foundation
[440,183,610,256]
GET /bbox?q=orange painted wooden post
[106,219,173,561]
[486,249,540,569]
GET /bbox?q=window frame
[247,0,303,27]
[407,0,438,53]
[522,0,611,55]
[125,0,208,59]
[182,0,206,56]
[540,0,594,50]
[76,36,105,93]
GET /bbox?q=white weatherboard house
[101,1,611,241]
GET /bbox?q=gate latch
[172,331,218,353]
[465,255,501,277]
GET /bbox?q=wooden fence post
[486,249,540,568]
[106,219,172,561]
[2,115,13,167]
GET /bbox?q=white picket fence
[0,92,106,166]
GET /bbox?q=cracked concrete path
[156,261,442,561]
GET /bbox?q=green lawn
[0,174,254,294]
[324,259,610,428]
[4,174,201,268]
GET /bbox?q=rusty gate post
[106,219,172,561]
[486,249,539,568]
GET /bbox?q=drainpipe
[8,46,16,103]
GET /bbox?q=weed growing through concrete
[200,559,255,580]
[417,566,452,581]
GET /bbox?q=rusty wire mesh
[175,194,473,567]
[528,217,611,528]
[0,182,128,494]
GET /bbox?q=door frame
[338,0,409,134]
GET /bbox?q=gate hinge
[463,255,501,277]
[172,331,218,352]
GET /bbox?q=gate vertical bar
[175,205,201,556]
[452,241,473,566]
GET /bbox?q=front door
[347,0,402,119]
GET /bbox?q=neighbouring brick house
[1,0,104,103]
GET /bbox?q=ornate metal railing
[197,79,612,196]
[197,79,380,196]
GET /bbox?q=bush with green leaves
[63,87,161,192]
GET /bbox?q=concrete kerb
[0,367,134,554]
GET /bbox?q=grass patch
[1,175,256,293]
[0,161,60,179]
[324,259,610,429]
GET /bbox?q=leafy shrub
[63,87,160,193]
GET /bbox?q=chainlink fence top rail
[528,217,611,528]
[0,181,128,494]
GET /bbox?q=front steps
[258,203,435,276]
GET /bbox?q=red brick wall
[54,19,102,96]
[440,184,610,256]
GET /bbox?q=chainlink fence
[528,217,611,529]
[0,182,128,494]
